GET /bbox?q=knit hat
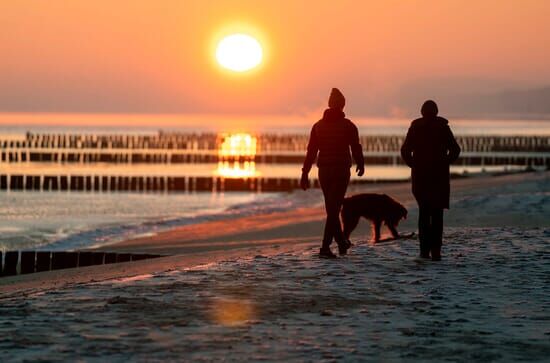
[328,88,345,109]
[421,100,438,117]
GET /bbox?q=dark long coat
[400,116,461,209]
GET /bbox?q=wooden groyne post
[0,250,164,277]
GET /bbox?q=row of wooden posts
[0,150,217,164]
[0,250,163,277]
[0,175,320,192]
[1,150,550,167]
[3,133,549,153]
[19,132,217,150]
[258,135,550,153]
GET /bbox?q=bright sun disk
[216,34,263,72]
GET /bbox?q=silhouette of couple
[301,88,460,260]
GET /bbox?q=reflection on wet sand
[209,297,255,326]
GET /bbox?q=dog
[341,193,408,243]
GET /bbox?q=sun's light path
[217,133,258,178]
[216,34,263,72]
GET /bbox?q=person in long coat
[301,88,365,258]
[401,100,460,261]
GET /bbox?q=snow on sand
[0,227,548,361]
[0,171,549,361]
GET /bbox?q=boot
[431,244,441,261]
[420,239,431,259]
[337,240,352,256]
[319,247,337,259]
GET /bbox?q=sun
[216,34,263,72]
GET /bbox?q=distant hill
[456,87,550,119]
[380,80,550,119]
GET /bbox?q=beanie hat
[328,88,346,109]
[421,100,438,117]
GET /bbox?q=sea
[0,115,549,251]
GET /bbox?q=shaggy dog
[341,193,408,243]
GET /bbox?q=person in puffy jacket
[301,88,365,258]
[401,100,461,261]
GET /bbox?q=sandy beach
[4,2,550,361]
[0,171,549,361]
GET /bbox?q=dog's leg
[373,220,381,243]
[343,214,360,240]
[387,223,399,239]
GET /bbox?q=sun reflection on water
[217,133,259,178]
[216,160,258,178]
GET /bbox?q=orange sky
[1,0,549,117]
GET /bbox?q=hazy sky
[1,0,549,117]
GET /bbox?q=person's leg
[331,168,350,245]
[324,193,339,248]
[418,205,431,258]
[319,167,350,256]
[319,168,334,249]
[431,208,444,261]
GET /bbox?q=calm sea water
[1,113,550,135]
[0,191,285,251]
[0,116,547,251]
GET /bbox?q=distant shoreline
[0,114,549,136]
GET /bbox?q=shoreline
[100,168,546,255]
[0,169,548,298]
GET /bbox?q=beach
[0,171,548,361]
[3,2,550,361]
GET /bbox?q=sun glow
[216,34,263,72]
[216,161,258,178]
[217,133,258,178]
[218,133,257,157]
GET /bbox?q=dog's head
[398,204,408,220]
[390,202,408,226]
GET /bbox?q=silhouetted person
[401,100,460,261]
[301,88,365,258]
